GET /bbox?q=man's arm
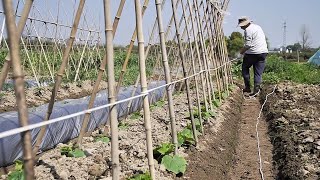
[240,46,249,55]
[240,29,253,55]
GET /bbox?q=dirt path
[228,97,274,180]
[183,91,275,180]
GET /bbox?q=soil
[0,84,280,180]
[183,89,274,180]
[262,82,320,180]
[0,80,108,113]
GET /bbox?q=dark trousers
[242,53,268,88]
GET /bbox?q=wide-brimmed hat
[238,16,252,27]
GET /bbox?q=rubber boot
[249,84,261,97]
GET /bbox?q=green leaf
[213,99,221,108]
[154,143,174,155]
[222,92,228,100]
[67,148,86,158]
[60,145,73,156]
[178,134,185,147]
[187,119,202,133]
[130,112,142,119]
[128,172,152,180]
[95,136,110,143]
[119,122,129,130]
[161,155,187,174]
[8,170,24,180]
[14,160,23,171]
[177,128,195,146]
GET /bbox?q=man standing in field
[238,16,268,96]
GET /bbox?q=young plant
[228,84,237,91]
[221,91,228,100]
[95,135,110,144]
[161,155,187,175]
[153,143,174,156]
[202,110,217,120]
[187,119,202,133]
[60,145,86,158]
[8,160,24,180]
[213,99,221,108]
[178,128,195,147]
[118,122,129,130]
[130,111,142,120]
[128,172,151,180]
[150,100,165,111]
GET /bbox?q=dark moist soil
[183,87,275,180]
[182,89,243,180]
[261,83,320,180]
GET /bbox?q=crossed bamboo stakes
[1,0,232,179]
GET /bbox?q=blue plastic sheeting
[0,81,166,167]
[308,49,320,66]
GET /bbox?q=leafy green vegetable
[8,160,24,180]
[95,136,110,143]
[213,99,221,108]
[128,172,152,180]
[60,145,86,158]
[130,112,142,119]
[67,148,86,158]
[153,143,174,156]
[177,128,195,146]
[118,122,129,130]
[161,155,187,174]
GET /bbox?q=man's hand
[240,47,248,55]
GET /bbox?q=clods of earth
[262,82,320,179]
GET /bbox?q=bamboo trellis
[0,0,232,179]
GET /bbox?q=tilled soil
[228,97,274,180]
[262,82,320,180]
[0,80,108,113]
[1,84,282,180]
[184,89,274,180]
[0,86,242,180]
[182,88,243,180]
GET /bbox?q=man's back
[244,24,268,54]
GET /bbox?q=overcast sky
[223,0,320,48]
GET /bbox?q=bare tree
[300,24,312,50]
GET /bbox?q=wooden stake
[2,0,34,179]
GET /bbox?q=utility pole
[283,21,287,60]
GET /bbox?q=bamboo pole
[212,3,229,93]
[193,0,214,111]
[2,0,34,179]
[186,0,209,113]
[154,0,178,153]
[170,0,198,145]
[0,0,34,91]
[115,0,150,93]
[103,0,120,179]
[33,0,86,155]
[201,0,222,101]
[125,0,182,119]
[113,0,126,34]
[73,31,91,81]
[206,1,226,98]
[206,1,232,94]
[76,0,127,146]
[134,0,155,178]
[180,0,203,132]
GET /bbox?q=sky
[223,0,320,49]
[1,0,319,49]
